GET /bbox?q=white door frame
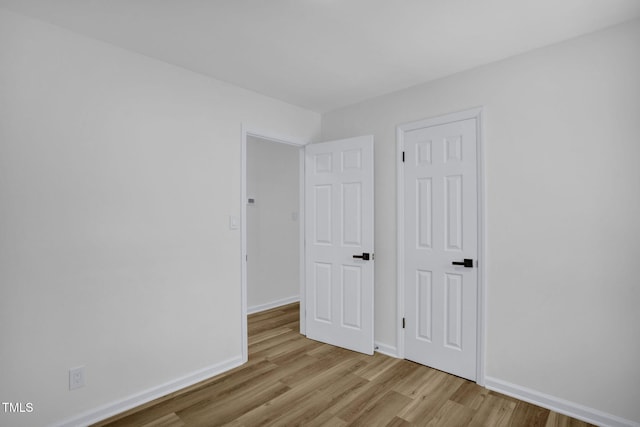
[240,125,308,363]
[396,107,487,385]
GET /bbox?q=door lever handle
[353,253,371,261]
[452,258,473,268]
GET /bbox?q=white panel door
[305,135,374,355]
[403,118,478,380]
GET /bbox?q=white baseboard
[374,342,399,358]
[247,296,300,314]
[485,377,639,427]
[52,356,244,427]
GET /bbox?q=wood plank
[141,413,185,427]
[175,380,290,426]
[509,400,551,427]
[425,400,475,426]
[332,381,391,423]
[449,380,490,410]
[468,393,516,427]
[545,411,594,427]
[395,369,466,424]
[347,390,412,426]
[385,416,414,427]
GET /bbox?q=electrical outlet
[69,366,85,390]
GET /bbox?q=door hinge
[402,317,405,329]
[402,151,405,163]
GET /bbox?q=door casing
[396,107,486,385]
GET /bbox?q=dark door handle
[452,259,473,268]
[353,253,371,261]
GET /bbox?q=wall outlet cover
[69,366,85,390]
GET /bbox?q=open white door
[305,135,374,355]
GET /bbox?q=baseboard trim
[52,356,244,427]
[374,342,399,358]
[485,377,639,427]
[247,296,300,314]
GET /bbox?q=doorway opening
[241,128,307,362]
[246,136,300,312]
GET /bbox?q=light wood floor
[94,303,592,426]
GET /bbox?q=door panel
[403,118,478,381]
[314,186,332,244]
[342,265,362,328]
[305,136,374,355]
[342,182,362,246]
[314,262,332,322]
[416,270,433,341]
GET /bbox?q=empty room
[1,1,639,426]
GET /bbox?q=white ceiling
[2,0,639,113]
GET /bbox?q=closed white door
[305,135,374,355]
[402,117,478,381]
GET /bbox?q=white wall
[0,8,320,427]
[321,19,640,424]
[246,137,300,311]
